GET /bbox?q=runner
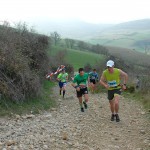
[57,68,68,98]
[71,68,90,112]
[89,69,99,93]
[99,60,128,122]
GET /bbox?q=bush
[0,22,50,102]
[139,76,150,94]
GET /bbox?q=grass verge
[122,91,150,111]
[0,80,56,117]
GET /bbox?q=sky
[0,0,150,25]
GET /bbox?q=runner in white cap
[99,60,128,122]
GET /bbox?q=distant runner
[57,68,68,98]
[89,69,99,93]
[99,60,128,122]
[71,68,90,112]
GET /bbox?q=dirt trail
[0,83,150,150]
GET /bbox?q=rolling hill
[87,19,150,52]
[49,46,105,70]
[33,18,112,39]
[33,18,150,53]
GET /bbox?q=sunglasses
[107,66,113,68]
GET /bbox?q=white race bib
[108,80,117,87]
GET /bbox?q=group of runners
[56,60,128,122]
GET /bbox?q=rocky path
[0,83,150,150]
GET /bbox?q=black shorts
[108,89,121,100]
[76,87,88,97]
[90,79,96,84]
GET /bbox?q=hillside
[49,40,149,75]
[106,46,150,68]
[49,46,105,70]
[0,84,150,149]
[88,19,150,52]
[34,18,112,39]
[108,19,150,30]
[33,18,150,53]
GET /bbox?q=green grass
[122,91,150,112]
[88,29,150,52]
[49,46,105,70]
[0,80,56,116]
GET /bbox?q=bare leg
[93,84,96,93]
[62,86,66,98]
[78,97,83,107]
[114,94,120,113]
[84,94,89,103]
[83,94,88,109]
[109,99,115,114]
[78,97,84,112]
[90,83,94,93]
[60,88,62,95]
[109,99,116,121]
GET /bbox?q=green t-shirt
[73,73,89,86]
[57,73,68,82]
[103,68,121,90]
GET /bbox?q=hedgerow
[0,23,50,102]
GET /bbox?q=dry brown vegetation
[0,23,50,102]
[107,46,150,68]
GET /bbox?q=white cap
[106,60,114,67]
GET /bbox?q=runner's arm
[56,78,61,82]
[56,74,61,81]
[99,73,109,89]
[119,69,128,89]
[71,77,77,88]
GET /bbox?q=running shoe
[115,114,120,122]
[81,107,84,112]
[83,101,88,109]
[111,114,115,121]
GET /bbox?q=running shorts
[108,89,121,100]
[76,87,88,97]
[59,82,67,88]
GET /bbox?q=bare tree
[51,31,61,46]
[65,38,75,49]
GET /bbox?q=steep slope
[0,83,150,149]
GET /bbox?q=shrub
[140,76,150,94]
[0,22,50,102]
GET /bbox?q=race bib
[91,76,96,79]
[108,80,117,87]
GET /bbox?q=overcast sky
[1,0,150,25]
